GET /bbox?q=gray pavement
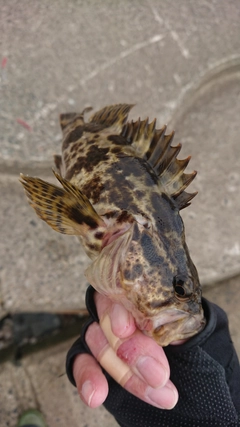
[1,1,240,426]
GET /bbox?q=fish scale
[19,103,205,346]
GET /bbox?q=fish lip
[152,308,191,327]
[168,317,206,344]
[151,309,206,346]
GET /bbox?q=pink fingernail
[111,303,131,336]
[81,380,95,406]
[145,383,178,409]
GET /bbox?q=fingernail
[145,383,178,409]
[111,304,131,336]
[81,380,95,406]
[136,356,168,388]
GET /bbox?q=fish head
[120,196,205,345]
[86,193,205,346]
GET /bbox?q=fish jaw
[149,306,206,346]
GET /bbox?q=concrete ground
[1,1,240,426]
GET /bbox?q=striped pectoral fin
[19,172,105,236]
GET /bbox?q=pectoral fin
[19,171,105,236]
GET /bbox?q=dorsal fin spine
[174,191,198,209]
[156,143,181,176]
[147,126,168,167]
[151,131,175,170]
[162,157,191,183]
[60,113,78,130]
[170,171,197,198]
[89,104,134,131]
[133,119,142,141]
[120,113,197,209]
[135,118,148,142]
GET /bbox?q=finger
[94,292,136,338]
[86,321,175,394]
[73,351,108,408]
[85,321,133,387]
[125,374,178,410]
[85,321,178,410]
[116,330,170,388]
[93,293,176,395]
[110,302,136,338]
[94,294,170,384]
[99,312,170,389]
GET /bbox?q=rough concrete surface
[0,1,240,426]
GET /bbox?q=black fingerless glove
[66,286,240,427]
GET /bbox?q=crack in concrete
[147,1,190,59]
[80,34,165,85]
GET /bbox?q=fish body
[20,104,205,346]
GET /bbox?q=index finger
[94,292,136,338]
[93,293,172,390]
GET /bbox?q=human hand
[73,293,178,410]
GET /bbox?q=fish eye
[173,276,190,300]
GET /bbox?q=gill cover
[85,225,134,299]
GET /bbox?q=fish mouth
[151,309,206,347]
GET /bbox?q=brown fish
[20,104,205,346]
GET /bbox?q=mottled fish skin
[20,104,205,346]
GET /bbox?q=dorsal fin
[89,104,134,132]
[120,115,197,210]
[60,113,78,130]
[60,107,93,131]
[60,104,197,210]
[121,117,157,152]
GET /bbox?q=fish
[19,104,206,346]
